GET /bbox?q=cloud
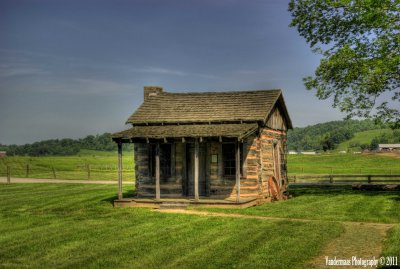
[235,69,296,82]
[70,78,135,96]
[133,67,188,76]
[0,63,49,77]
[132,66,218,79]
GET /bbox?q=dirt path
[307,223,390,269]
[156,209,394,269]
[0,177,134,185]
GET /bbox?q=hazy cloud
[0,63,49,77]
[131,67,218,79]
[71,78,136,96]
[132,67,187,76]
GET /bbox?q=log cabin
[112,86,292,208]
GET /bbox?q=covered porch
[112,123,259,207]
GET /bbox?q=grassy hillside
[337,128,394,151]
[287,119,384,151]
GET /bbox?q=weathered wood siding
[225,128,287,200]
[134,143,183,198]
[208,142,236,197]
[226,135,261,199]
[259,128,288,198]
[133,127,288,200]
[266,104,287,131]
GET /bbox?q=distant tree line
[287,119,388,152]
[2,120,398,156]
[0,133,123,156]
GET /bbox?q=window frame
[222,142,244,178]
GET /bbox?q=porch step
[159,202,189,210]
[227,194,260,199]
[241,181,259,187]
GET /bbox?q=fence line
[288,174,400,185]
[288,167,398,175]
[7,166,10,184]
[76,164,135,170]
[3,164,399,185]
[1,165,135,182]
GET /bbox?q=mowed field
[288,152,400,175]
[1,183,399,269]
[0,150,135,181]
[1,150,399,181]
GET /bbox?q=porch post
[194,138,199,201]
[236,141,240,203]
[155,142,161,201]
[117,141,123,200]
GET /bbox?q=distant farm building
[279,151,319,155]
[112,86,292,208]
[378,144,400,151]
[0,151,6,158]
[300,151,317,155]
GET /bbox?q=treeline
[0,133,120,156]
[2,120,398,156]
[287,119,387,151]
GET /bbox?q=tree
[370,137,379,150]
[289,0,400,128]
[360,143,369,150]
[321,134,336,151]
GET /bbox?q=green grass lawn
[381,225,400,261]
[196,185,400,264]
[199,186,400,223]
[0,184,344,269]
[288,153,400,175]
[0,150,135,181]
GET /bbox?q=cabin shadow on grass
[102,189,136,204]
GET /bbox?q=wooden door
[186,143,207,196]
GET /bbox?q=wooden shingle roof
[112,123,258,140]
[127,89,288,125]
[112,88,292,141]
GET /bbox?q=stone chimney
[144,86,163,101]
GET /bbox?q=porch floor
[114,196,261,209]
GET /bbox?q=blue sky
[0,0,345,145]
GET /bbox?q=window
[149,144,172,178]
[222,143,243,177]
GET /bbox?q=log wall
[259,128,288,199]
[133,127,288,201]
